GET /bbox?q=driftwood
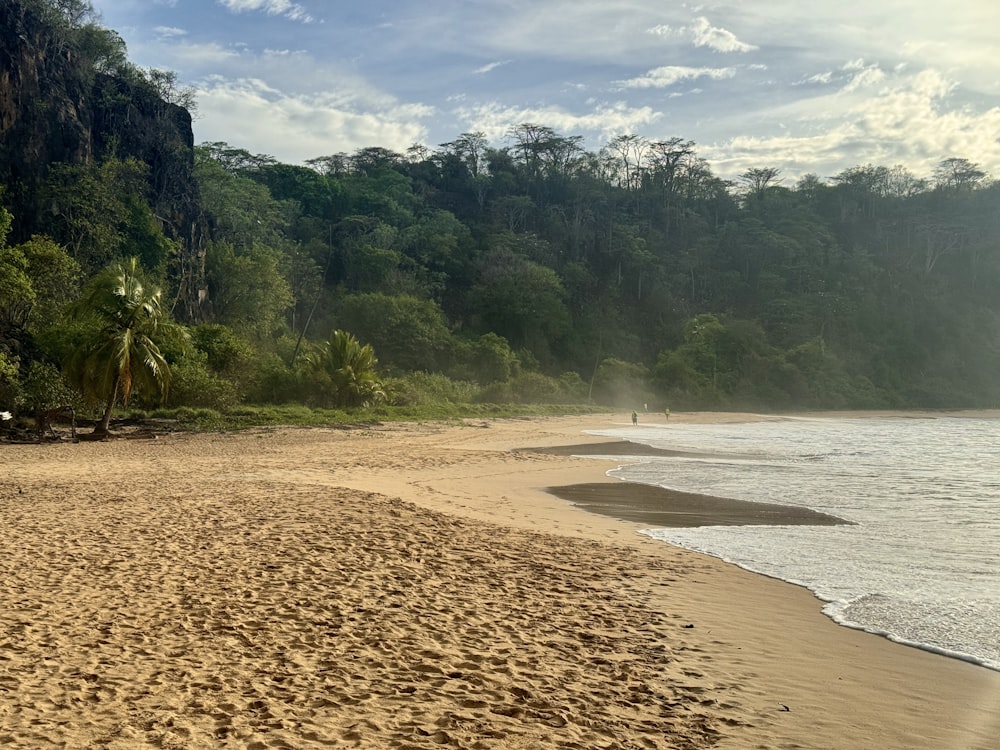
[34,405,76,441]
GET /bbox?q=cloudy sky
[88,0,1000,181]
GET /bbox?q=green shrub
[385,372,477,406]
[476,371,577,404]
[191,324,255,374]
[168,351,241,410]
[16,360,79,416]
[244,353,303,404]
[449,332,519,384]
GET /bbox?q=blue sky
[89,0,1000,182]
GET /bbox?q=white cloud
[216,0,314,24]
[192,78,432,160]
[645,17,756,53]
[616,65,736,89]
[843,65,887,92]
[690,17,757,53]
[646,24,678,38]
[704,68,1000,180]
[800,72,833,85]
[475,60,512,75]
[454,101,663,143]
[155,41,244,69]
[153,26,188,39]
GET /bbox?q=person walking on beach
[631,410,638,426]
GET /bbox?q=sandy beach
[1,413,998,749]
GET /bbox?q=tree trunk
[96,377,120,436]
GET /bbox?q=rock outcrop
[0,0,207,321]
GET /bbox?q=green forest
[3,0,1000,435]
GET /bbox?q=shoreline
[547,479,850,527]
[548,423,1000,674]
[530,439,849,527]
[391,413,1000,748]
[1,412,998,748]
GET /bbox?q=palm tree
[67,257,178,436]
[303,329,386,408]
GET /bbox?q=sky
[87,0,1000,182]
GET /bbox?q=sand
[0,412,998,749]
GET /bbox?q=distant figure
[664,407,671,421]
[643,403,648,413]
[631,410,638,426]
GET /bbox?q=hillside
[3,0,1000,426]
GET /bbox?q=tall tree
[933,158,986,192]
[66,257,179,435]
[740,167,782,202]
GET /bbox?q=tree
[645,137,696,238]
[142,68,198,113]
[66,257,180,435]
[450,332,519,384]
[0,351,18,411]
[205,241,294,339]
[468,246,571,363]
[0,210,35,330]
[23,0,96,28]
[439,131,489,178]
[603,134,649,191]
[302,329,385,407]
[17,361,79,436]
[740,167,782,202]
[933,158,986,192]
[194,147,289,249]
[15,235,81,332]
[40,157,154,274]
[334,293,453,373]
[591,357,651,407]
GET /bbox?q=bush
[243,353,302,404]
[449,332,519,384]
[476,371,579,404]
[191,324,254,375]
[16,360,79,416]
[385,372,477,406]
[0,351,18,408]
[167,351,241,410]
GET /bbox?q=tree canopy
[6,1,1000,425]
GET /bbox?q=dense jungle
[3,0,1000,435]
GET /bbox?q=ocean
[586,415,1000,671]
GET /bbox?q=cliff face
[89,72,209,322]
[0,1,207,321]
[0,2,94,191]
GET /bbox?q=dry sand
[0,412,998,749]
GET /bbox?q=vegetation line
[3,1,999,440]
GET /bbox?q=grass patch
[139,402,609,431]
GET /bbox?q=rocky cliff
[0,0,207,321]
[0,1,94,198]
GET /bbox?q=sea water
[586,415,1000,671]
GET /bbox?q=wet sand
[536,440,848,527]
[548,481,848,527]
